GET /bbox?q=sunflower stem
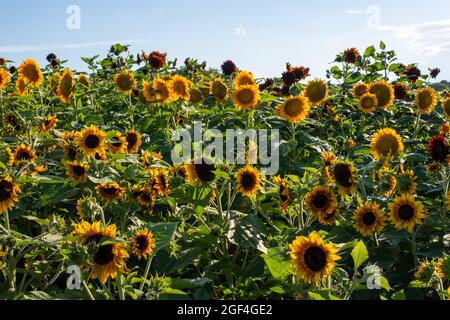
[4,211,10,234]
[139,255,153,292]
[411,230,418,268]
[82,280,95,300]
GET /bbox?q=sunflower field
[0,42,449,300]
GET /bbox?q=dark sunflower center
[241,174,255,189]
[135,235,149,250]
[67,146,78,161]
[103,187,118,195]
[195,161,215,182]
[94,244,114,265]
[398,204,414,221]
[159,175,167,187]
[18,151,30,160]
[111,138,123,147]
[304,246,327,272]
[86,234,103,244]
[126,133,138,148]
[44,119,52,126]
[85,134,100,149]
[279,185,289,202]
[333,164,352,187]
[0,180,13,201]
[431,140,448,162]
[72,165,85,176]
[362,211,376,226]
[313,194,329,209]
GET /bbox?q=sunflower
[168,75,192,101]
[0,176,20,214]
[303,79,328,106]
[18,59,43,88]
[375,167,397,197]
[439,123,450,136]
[352,83,368,98]
[125,130,142,153]
[146,51,167,70]
[436,256,450,280]
[152,78,172,104]
[130,229,156,260]
[114,71,136,93]
[151,168,171,197]
[65,160,89,184]
[393,83,408,100]
[358,93,378,113]
[38,115,58,133]
[90,242,128,284]
[57,68,74,104]
[322,151,337,167]
[141,80,154,102]
[428,136,449,163]
[232,85,260,110]
[72,220,117,243]
[388,194,426,232]
[370,128,404,160]
[63,143,80,161]
[274,176,292,213]
[331,159,357,195]
[170,164,190,182]
[187,159,216,186]
[76,198,88,219]
[304,185,337,217]
[442,98,450,119]
[13,143,35,167]
[189,87,203,104]
[76,125,107,158]
[0,68,10,89]
[15,76,27,95]
[343,48,359,64]
[275,95,310,123]
[368,80,394,109]
[233,70,256,87]
[415,87,437,114]
[78,73,90,88]
[289,231,341,285]
[396,168,417,195]
[96,182,125,202]
[107,132,128,154]
[210,78,228,102]
[414,260,436,282]
[353,201,385,236]
[132,185,156,207]
[236,165,263,197]
[318,208,339,225]
[29,164,48,176]
[142,151,163,169]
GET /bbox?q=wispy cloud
[234,26,247,37]
[0,40,146,53]
[345,9,362,14]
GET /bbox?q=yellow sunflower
[189,87,203,104]
[142,151,163,169]
[57,68,74,104]
[368,80,394,109]
[107,132,128,154]
[353,201,386,236]
[210,78,228,102]
[38,115,58,133]
[114,71,136,93]
[370,128,404,160]
[152,78,172,104]
[96,182,126,202]
[150,168,171,197]
[415,87,437,114]
[436,257,449,280]
[130,229,156,260]
[78,73,90,88]
[274,176,292,213]
[233,70,256,87]
[232,84,260,110]
[169,164,190,182]
[65,160,89,184]
[72,221,117,243]
[76,125,107,158]
[322,151,337,178]
[187,159,216,186]
[303,79,328,106]
[15,76,27,95]
[132,185,156,207]
[125,130,142,153]
[0,68,10,90]
[318,208,339,226]
[388,194,427,232]
[18,59,43,88]
[168,75,192,101]
[439,122,450,136]
[442,97,450,119]
[352,83,368,98]
[236,165,263,198]
[331,159,357,196]
[304,185,337,217]
[13,143,35,167]
[275,95,310,123]
[358,93,378,113]
[414,260,436,282]
[0,176,21,214]
[289,231,341,285]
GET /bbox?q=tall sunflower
[65,160,89,184]
[304,185,337,218]
[57,68,74,104]
[152,78,172,104]
[125,130,142,153]
[232,85,260,110]
[18,59,43,88]
[303,79,328,106]
[0,176,20,214]
[275,95,310,123]
[235,165,263,197]
[76,125,106,158]
[130,229,155,260]
[358,93,378,113]
[370,128,404,160]
[289,231,341,285]
[168,75,192,101]
[388,194,427,232]
[38,115,58,133]
[331,159,357,195]
[415,87,437,114]
[233,70,256,87]
[96,182,125,202]
[114,71,136,93]
[368,80,394,109]
[0,68,10,89]
[353,201,386,236]
[210,78,228,102]
[187,159,216,186]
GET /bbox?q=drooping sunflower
[289,231,341,285]
[114,71,136,93]
[303,79,328,106]
[107,132,128,154]
[442,97,450,119]
[65,160,89,184]
[63,143,80,161]
[304,185,337,217]
[125,130,142,153]
[352,82,368,98]
[57,68,74,104]
[130,229,156,260]
[322,151,337,178]
[396,167,417,195]
[352,201,386,236]
[187,159,216,186]
[235,165,263,198]
[0,176,20,214]
[331,159,357,196]
[132,185,156,207]
[370,128,404,160]
[210,78,228,102]
[168,75,192,101]
[318,208,339,226]
[189,87,203,105]
[96,182,126,202]
[38,115,58,133]
[141,151,163,169]
[274,176,292,213]
[0,68,10,89]
[358,93,378,113]
[414,260,436,282]
[78,73,90,88]
[368,80,394,109]
[76,125,107,158]
[374,167,397,197]
[428,136,449,163]
[151,168,171,197]
[415,87,437,114]
[275,95,310,123]
[232,84,260,110]
[152,78,172,104]
[18,59,43,88]
[233,70,256,87]
[13,143,35,167]
[436,256,450,280]
[388,194,427,232]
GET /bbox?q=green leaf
[380,41,386,50]
[364,45,376,57]
[148,222,178,253]
[261,247,295,280]
[392,289,406,300]
[352,240,369,270]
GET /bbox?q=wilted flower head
[221,60,238,76]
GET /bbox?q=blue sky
[1,0,450,79]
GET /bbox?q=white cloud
[345,9,362,14]
[234,26,247,37]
